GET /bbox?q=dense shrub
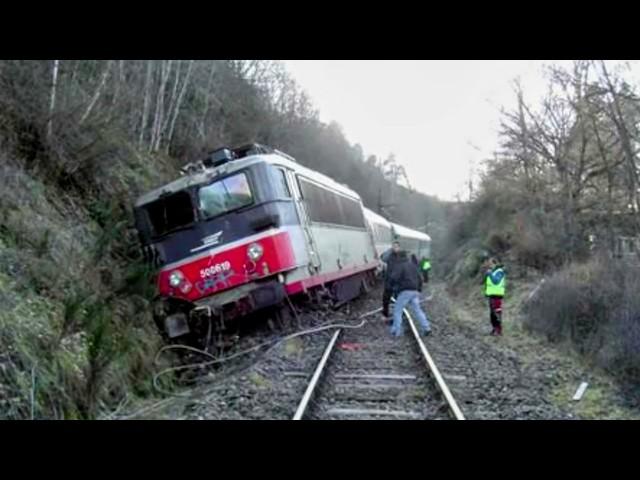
[523,257,640,381]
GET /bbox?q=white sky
[282,60,638,201]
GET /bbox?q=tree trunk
[166,60,194,153]
[598,61,640,232]
[47,59,60,140]
[109,60,125,120]
[139,60,153,149]
[161,60,182,138]
[150,60,173,152]
[560,168,574,262]
[199,62,219,141]
[80,61,113,125]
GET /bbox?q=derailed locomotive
[134,144,430,344]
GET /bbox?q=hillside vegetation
[0,60,447,419]
[442,61,640,391]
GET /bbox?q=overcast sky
[282,60,637,201]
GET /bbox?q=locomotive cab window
[198,172,253,219]
[275,168,291,198]
[145,190,195,238]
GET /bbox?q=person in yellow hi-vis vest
[483,257,506,336]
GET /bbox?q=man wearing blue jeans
[389,250,431,337]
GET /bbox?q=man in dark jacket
[380,241,401,319]
[389,250,431,337]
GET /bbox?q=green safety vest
[421,260,431,271]
[485,268,505,297]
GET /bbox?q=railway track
[292,304,465,420]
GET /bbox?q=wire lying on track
[151,307,383,398]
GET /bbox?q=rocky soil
[115,282,640,420]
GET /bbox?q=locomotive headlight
[168,270,185,288]
[247,242,264,261]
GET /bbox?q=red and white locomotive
[134,144,430,343]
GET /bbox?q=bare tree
[596,61,640,221]
[80,61,113,125]
[47,60,60,140]
[139,61,154,149]
[150,60,173,152]
[165,60,195,152]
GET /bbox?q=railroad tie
[325,407,422,419]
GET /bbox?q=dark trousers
[382,287,393,317]
[422,271,429,283]
[488,296,503,331]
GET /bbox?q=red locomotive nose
[157,231,296,302]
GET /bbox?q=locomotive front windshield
[139,172,254,240]
[145,190,195,238]
[198,172,253,218]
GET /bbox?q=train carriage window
[297,177,365,228]
[375,225,387,242]
[339,194,366,227]
[381,225,392,242]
